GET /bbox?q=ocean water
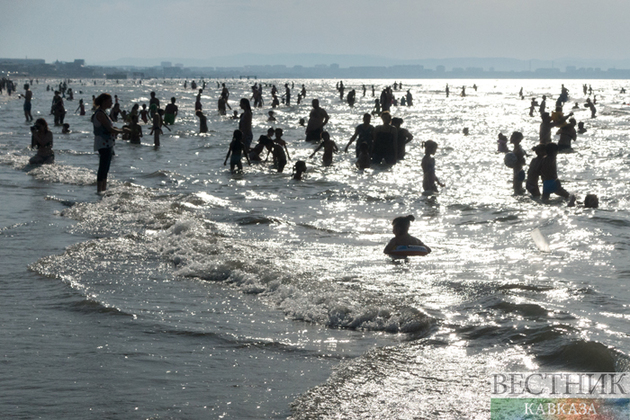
[1,78,629,419]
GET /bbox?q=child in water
[292,160,307,180]
[224,129,251,173]
[150,109,164,146]
[421,140,445,193]
[383,215,432,256]
[309,131,338,166]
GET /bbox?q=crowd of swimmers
[500,84,600,208]
[11,79,609,207]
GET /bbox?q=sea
[1,78,629,419]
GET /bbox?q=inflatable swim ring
[388,245,429,258]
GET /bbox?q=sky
[2,0,630,66]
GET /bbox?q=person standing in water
[164,97,178,125]
[309,131,338,166]
[345,113,374,157]
[92,93,127,193]
[224,129,250,173]
[371,111,397,165]
[305,99,329,141]
[238,98,253,150]
[421,140,445,193]
[510,131,526,194]
[21,84,33,122]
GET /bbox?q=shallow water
[1,79,629,419]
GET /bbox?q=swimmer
[273,128,291,161]
[164,97,178,125]
[584,98,596,118]
[356,142,371,170]
[196,111,208,133]
[150,109,166,147]
[292,160,307,180]
[497,132,509,153]
[21,84,33,122]
[309,131,338,166]
[267,110,276,122]
[510,131,526,194]
[383,215,432,256]
[577,121,587,134]
[140,104,149,123]
[391,117,413,160]
[128,115,143,144]
[75,99,86,115]
[224,129,250,173]
[305,99,329,141]
[372,111,398,165]
[540,142,572,201]
[568,193,599,208]
[526,144,546,197]
[61,123,70,134]
[29,118,54,165]
[529,98,539,117]
[149,91,160,119]
[421,140,445,193]
[345,113,374,157]
[557,118,577,151]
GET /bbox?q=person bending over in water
[421,140,444,193]
[309,131,338,166]
[383,215,432,256]
[224,129,250,173]
[526,144,545,197]
[29,118,54,164]
[540,142,573,202]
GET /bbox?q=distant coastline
[3,56,630,80]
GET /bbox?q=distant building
[161,61,172,68]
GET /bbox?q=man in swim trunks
[305,99,329,141]
[164,97,178,125]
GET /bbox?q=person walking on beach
[92,93,127,193]
[305,99,329,141]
